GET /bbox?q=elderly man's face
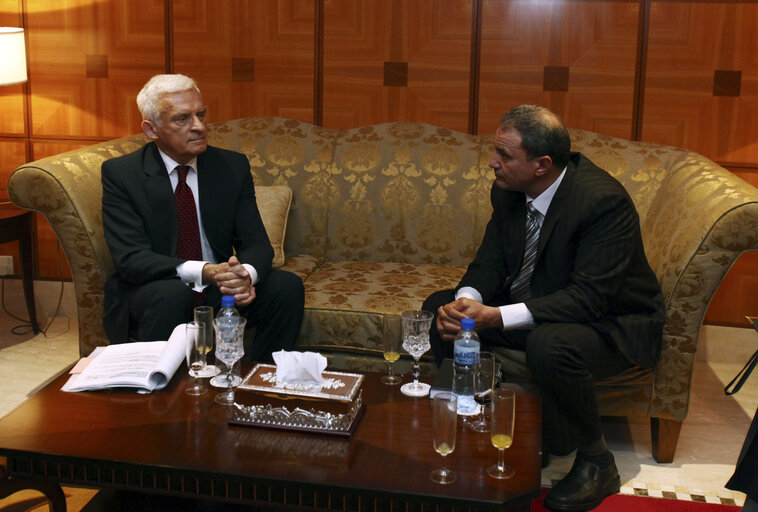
[488,128,540,193]
[145,89,207,164]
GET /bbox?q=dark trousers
[127,269,304,363]
[727,405,758,499]
[423,289,632,455]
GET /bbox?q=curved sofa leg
[651,417,683,463]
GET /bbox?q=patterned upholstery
[9,117,758,457]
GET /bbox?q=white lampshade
[0,27,28,85]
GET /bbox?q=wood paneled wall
[1,0,757,325]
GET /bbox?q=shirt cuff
[455,286,483,303]
[499,303,535,330]
[243,263,258,286]
[177,260,208,292]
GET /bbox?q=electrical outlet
[0,256,13,276]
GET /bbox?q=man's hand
[202,256,256,307]
[436,298,503,342]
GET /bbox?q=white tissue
[272,350,327,386]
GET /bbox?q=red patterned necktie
[175,165,206,306]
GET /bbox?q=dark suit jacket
[459,152,665,368]
[101,142,274,343]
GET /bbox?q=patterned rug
[0,486,745,512]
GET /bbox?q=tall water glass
[381,314,402,385]
[430,392,458,484]
[184,321,207,396]
[193,306,218,378]
[487,388,516,479]
[213,317,246,406]
[468,351,496,432]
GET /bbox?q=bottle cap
[221,295,235,308]
[461,317,475,330]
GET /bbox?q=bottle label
[454,344,478,366]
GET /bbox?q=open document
[62,323,188,393]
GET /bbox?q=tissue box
[231,364,365,436]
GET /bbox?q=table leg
[0,474,67,512]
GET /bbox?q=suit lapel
[143,143,179,251]
[537,163,574,256]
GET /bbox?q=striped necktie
[510,202,540,302]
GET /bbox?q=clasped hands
[436,297,502,342]
[201,255,256,306]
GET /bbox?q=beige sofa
[9,117,758,463]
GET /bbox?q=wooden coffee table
[0,367,542,511]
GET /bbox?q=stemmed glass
[185,321,207,396]
[468,351,495,432]
[381,314,402,385]
[400,309,434,397]
[213,317,246,406]
[430,391,458,484]
[193,306,219,378]
[487,388,516,479]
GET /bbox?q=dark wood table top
[0,366,542,511]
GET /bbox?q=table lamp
[0,27,27,85]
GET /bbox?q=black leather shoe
[544,453,620,511]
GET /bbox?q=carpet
[0,487,744,512]
[531,488,742,511]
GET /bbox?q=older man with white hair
[101,74,303,362]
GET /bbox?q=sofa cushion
[256,185,292,268]
[297,260,466,355]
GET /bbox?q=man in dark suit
[101,74,304,362]
[423,105,664,511]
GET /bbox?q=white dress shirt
[456,167,567,330]
[159,150,257,292]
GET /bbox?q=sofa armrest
[8,136,147,356]
[643,151,758,420]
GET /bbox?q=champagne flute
[381,314,402,385]
[430,391,458,484]
[193,306,218,378]
[185,321,207,396]
[214,317,246,406]
[400,310,434,397]
[469,351,495,432]
[487,388,515,479]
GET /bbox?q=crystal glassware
[399,309,434,397]
[184,321,207,396]
[381,314,403,385]
[468,351,495,432]
[213,317,246,406]
[430,391,458,484]
[487,388,516,479]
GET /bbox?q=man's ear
[141,119,158,140]
[533,155,553,177]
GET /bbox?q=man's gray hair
[136,74,200,123]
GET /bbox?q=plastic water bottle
[453,317,480,415]
[210,295,242,387]
[215,295,241,345]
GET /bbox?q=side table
[0,209,38,333]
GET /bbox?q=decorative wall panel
[25,0,165,138]
[643,2,758,164]
[322,0,472,131]
[173,0,315,124]
[478,0,639,138]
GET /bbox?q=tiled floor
[0,279,757,509]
